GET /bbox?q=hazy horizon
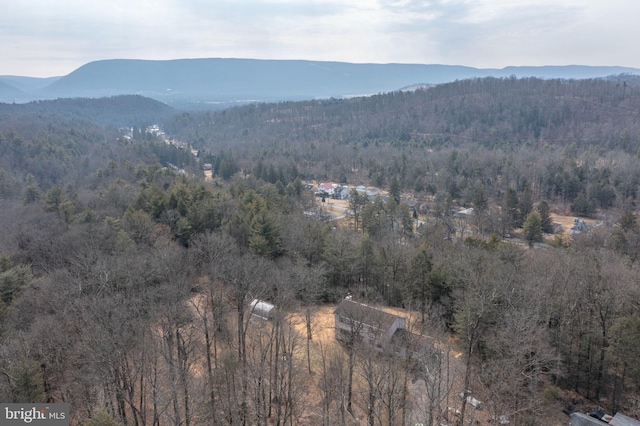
[2,0,640,78]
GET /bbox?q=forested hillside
[167,76,640,150]
[0,95,174,127]
[1,79,640,425]
[167,77,640,216]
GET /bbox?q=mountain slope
[42,59,482,102]
[39,58,640,108]
[0,75,62,92]
[0,79,30,103]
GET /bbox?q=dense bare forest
[1,77,640,425]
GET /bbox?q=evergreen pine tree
[519,187,533,227]
[502,188,519,233]
[22,173,41,205]
[537,200,554,234]
[523,211,543,247]
[620,210,637,232]
[389,175,401,204]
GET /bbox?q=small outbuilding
[249,299,277,321]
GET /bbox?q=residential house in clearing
[570,218,589,236]
[318,183,334,197]
[334,298,433,356]
[332,185,350,200]
[334,298,405,348]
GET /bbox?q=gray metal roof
[610,413,640,426]
[570,413,608,426]
[249,299,276,320]
[334,299,402,332]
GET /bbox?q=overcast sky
[1,0,639,77]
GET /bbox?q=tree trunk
[596,310,609,400]
[347,346,355,414]
[306,308,313,374]
[177,329,191,426]
[237,297,248,426]
[200,304,217,423]
[457,338,474,426]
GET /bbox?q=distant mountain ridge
[1,58,639,108]
[0,79,28,100]
[0,75,62,91]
